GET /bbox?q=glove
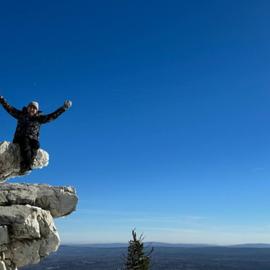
[64,100,72,110]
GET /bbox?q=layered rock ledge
[0,183,78,270]
[0,141,49,182]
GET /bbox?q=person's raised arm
[0,96,21,119]
[38,100,72,124]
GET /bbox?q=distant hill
[228,243,270,248]
[63,242,270,248]
[63,242,216,248]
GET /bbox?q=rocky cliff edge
[0,142,78,270]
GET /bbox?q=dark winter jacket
[0,99,67,142]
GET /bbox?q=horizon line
[60,242,270,246]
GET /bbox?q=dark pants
[13,137,40,169]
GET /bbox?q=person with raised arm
[0,96,72,173]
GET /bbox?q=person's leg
[29,139,40,166]
[19,137,33,170]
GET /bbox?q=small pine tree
[124,229,153,270]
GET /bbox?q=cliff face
[0,183,78,270]
[0,142,78,270]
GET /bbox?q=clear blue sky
[1,0,270,244]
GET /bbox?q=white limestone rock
[0,183,78,269]
[0,205,60,268]
[0,183,78,218]
[0,261,6,270]
[0,141,49,182]
[0,227,9,245]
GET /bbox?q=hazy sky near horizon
[1,0,270,244]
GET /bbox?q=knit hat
[28,101,39,110]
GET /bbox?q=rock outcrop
[0,183,78,270]
[0,183,77,217]
[0,141,49,182]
